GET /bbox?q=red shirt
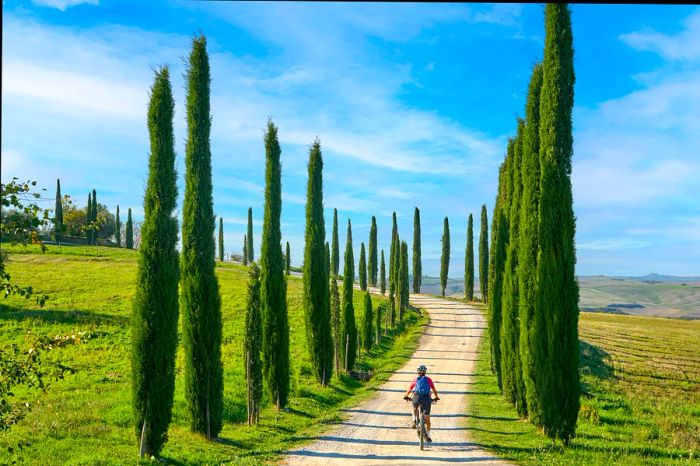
[409,375,435,392]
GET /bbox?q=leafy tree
[340,219,356,371]
[247,207,254,263]
[54,179,63,244]
[465,213,474,301]
[116,205,122,247]
[260,119,289,409]
[479,205,488,303]
[359,242,367,291]
[243,235,248,266]
[331,208,339,277]
[86,192,92,244]
[440,217,450,297]
[302,139,333,386]
[244,263,262,425]
[368,216,378,286]
[379,250,386,295]
[131,66,180,457]
[91,189,98,244]
[362,291,373,350]
[218,217,224,262]
[286,241,291,276]
[126,208,134,249]
[180,36,223,438]
[412,207,421,293]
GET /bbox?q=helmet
[416,364,427,373]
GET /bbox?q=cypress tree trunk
[126,208,134,249]
[535,3,579,444]
[479,205,488,303]
[519,62,544,427]
[92,189,98,244]
[54,179,63,244]
[440,217,450,297]
[362,291,373,350]
[180,36,223,438]
[465,213,474,301]
[399,241,409,320]
[86,192,92,245]
[245,263,263,425]
[412,207,421,293]
[331,208,339,277]
[379,250,386,295]
[243,235,248,266]
[302,139,333,385]
[260,119,289,409]
[116,205,121,247]
[359,243,367,291]
[340,219,357,371]
[368,217,378,286]
[131,66,180,457]
[286,241,291,276]
[247,207,254,263]
[218,217,224,262]
[330,272,341,374]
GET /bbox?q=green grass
[0,244,426,465]
[467,307,700,465]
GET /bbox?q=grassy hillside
[467,308,700,464]
[0,244,426,465]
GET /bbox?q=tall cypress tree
[399,240,409,320]
[116,205,122,247]
[362,291,373,350]
[368,217,378,286]
[440,217,450,297]
[465,214,474,301]
[302,139,333,386]
[330,269,341,374]
[247,207,254,263]
[535,4,579,444]
[519,62,544,427]
[286,241,291,276]
[243,235,248,266]
[92,189,98,243]
[412,207,421,293]
[244,263,262,425]
[260,119,289,409]
[389,213,398,326]
[86,192,92,244]
[379,250,386,295]
[341,219,356,371]
[479,205,488,303]
[180,36,223,438]
[218,217,224,262]
[331,208,339,277]
[131,66,180,457]
[359,243,367,291]
[54,179,63,244]
[126,208,134,250]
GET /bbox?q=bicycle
[404,396,438,450]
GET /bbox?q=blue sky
[3,1,699,277]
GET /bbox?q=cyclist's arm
[428,378,439,399]
[404,380,416,397]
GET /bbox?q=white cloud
[620,9,700,61]
[31,0,98,11]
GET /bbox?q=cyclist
[403,364,439,442]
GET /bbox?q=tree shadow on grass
[0,305,128,326]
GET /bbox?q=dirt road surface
[281,293,507,465]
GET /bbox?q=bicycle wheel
[419,412,425,450]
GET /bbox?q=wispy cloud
[620,9,700,61]
[31,0,98,11]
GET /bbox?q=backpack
[413,375,431,396]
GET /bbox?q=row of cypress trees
[487,3,579,445]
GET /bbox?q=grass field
[0,244,426,465]
[467,308,700,465]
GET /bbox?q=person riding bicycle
[403,364,439,442]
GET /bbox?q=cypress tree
[86,192,92,244]
[92,189,98,244]
[535,4,579,444]
[368,216,378,286]
[330,269,341,374]
[218,217,224,262]
[286,241,291,276]
[388,213,398,326]
[180,36,223,438]
[440,217,450,297]
[379,250,386,295]
[465,213,474,301]
[131,66,179,456]
[126,208,134,249]
[359,243,367,291]
[362,291,373,350]
[302,139,333,386]
[479,205,488,303]
[244,263,262,425]
[260,119,289,409]
[399,240,409,320]
[54,179,63,244]
[341,219,356,371]
[331,208,339,277]
[412,207,421,293]
[325,242,330,278]
[247,207,254,263]
[519,62,544,427]
[243,235,248,266]
[116,205,122,247]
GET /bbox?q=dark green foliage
[331,208,339,277]
[131,66,180,456]
[330,271,341,374]
[379,250,386,295]
[368,217,378,286]
[399,241,409,320]
[126,208,134,250]
[440,217,450,297]
[359,243,367,291]
[286,241,291,276]
[180,36,223,438]
[341,219,356,371]
[535,3,579,444]
[243,235,248,266]
[260,119,289,409]
[376,299,384,345]
[412,207,421,293]
[91,189,98,244]
[54,179,63,244]
[362,291,373,350]
[244,263,262,425]
[519,62,544,427]
[247,207,254,263]
[302,139,333,386]
[86,192,92,244]
[479,205,488,304]
[465,213,474,301]
[325,242,330,278]
[388,213,398,326]
[116,206,121,247]
[218,217,224,262]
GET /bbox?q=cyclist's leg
[425,413,431,430]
